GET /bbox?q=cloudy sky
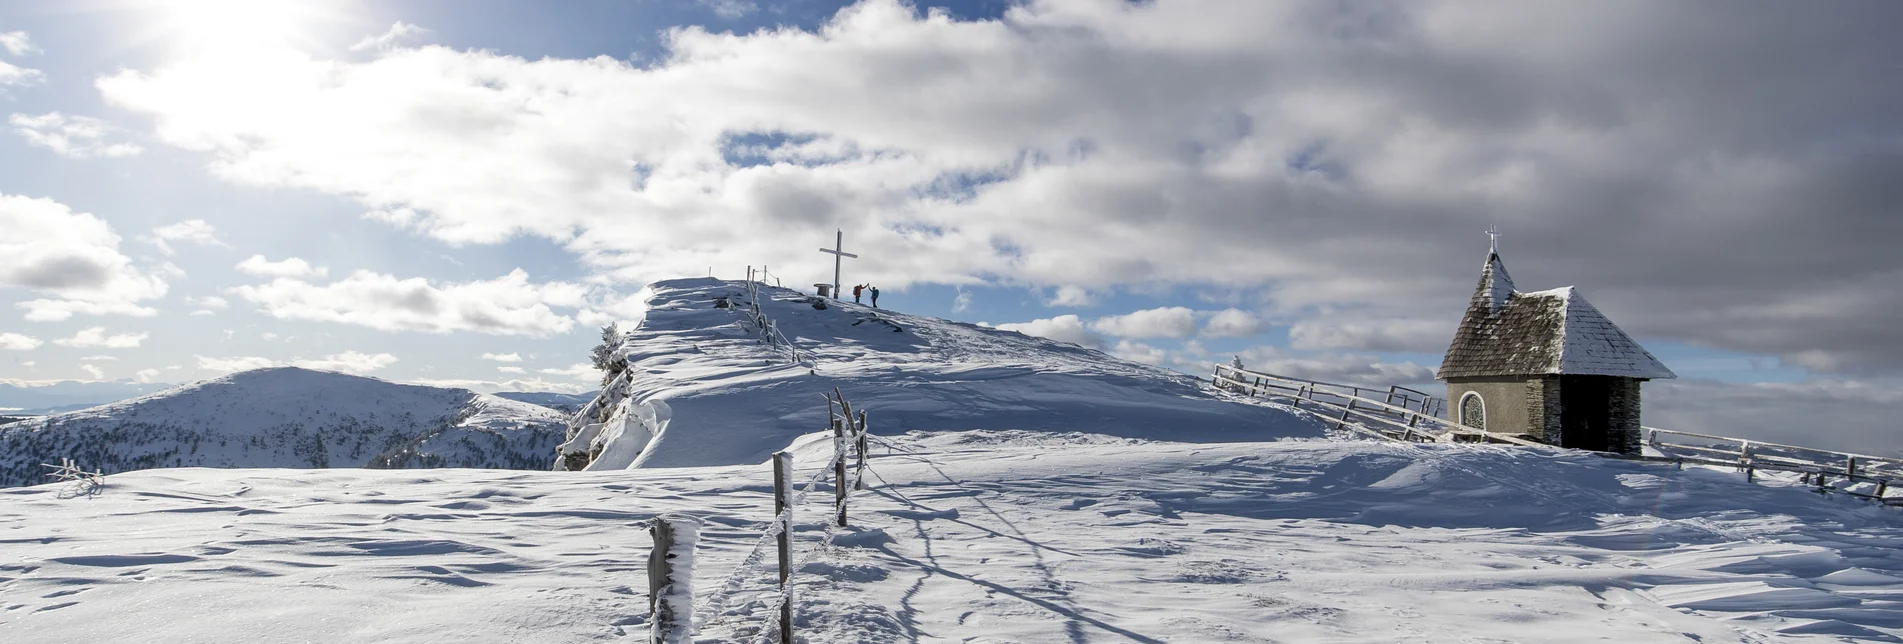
[1,0,1898,450]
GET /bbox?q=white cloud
[0,56,41,87]
[574,287,652,331]
[0,332,41,350]
[697,0,758,19]
[1,194,167,321]
[951,288,972,313]
[134,368,164,383]
[235,254,326,279]
[196,355,276,373]
[1090,307,1198,339]
[538,363,597,380]
[190,351,396,376]
[406,377,591,394]
[0,31,38,56]
[293,351,398,374]
[80,355,118,361]
[0,335,40,350]
[995,314,1104,348]
[1212,345,1438,388]
[79,364,104,380]
[1110,339,1169,366]
[91,1,1903,376]
[187,295,229,309]
[9,113,143,158]
[1288,318,1449,353]
[190,309,216,316]
[497,365,525,374]
[350,22,430,52]
[53,327,149,348]
[231,268,584,337]
[482,352,523,362]
[1201,309,1263,338]
[143,220,226,255]
[1047,286,1096,308]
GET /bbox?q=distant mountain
[493,390,597,414]
[0,367,566,488]
[0,379,174,414]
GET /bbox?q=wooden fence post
[1846,456,1858,478]
[772,451,794,644]
[649,515,699,644]
[854,410,869,491]
[833,416,849,527]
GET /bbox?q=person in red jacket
[852,284,865,303]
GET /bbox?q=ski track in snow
[5,434,1903,643]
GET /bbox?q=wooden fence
[647,388,873,643]
[1212,363,1542,447]
[740,268,806,366]
[1212,365,1901,508]
[1644,427,1902,505]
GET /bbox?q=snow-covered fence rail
[739,267,805,366]
[649,388,874,643]
[1212,363,1543,447]
[1645,427,1903,504]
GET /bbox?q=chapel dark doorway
[1559,375,1613,451]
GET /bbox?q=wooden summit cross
[818,229,856,300]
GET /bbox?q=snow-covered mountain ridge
[561,278,1324,470]
[0,367,565,487]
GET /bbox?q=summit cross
[1486,225,1502,254]
[818,229,857,300]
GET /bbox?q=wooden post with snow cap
[855,409,869,491]
[833,414,849,527]
[772,451,794,644]
[648,514,699,644]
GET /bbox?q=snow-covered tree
[590,323,628,386]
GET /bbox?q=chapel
[1436,245,1674,454]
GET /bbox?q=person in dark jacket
[869,285,880,308]
[853,284,864,303]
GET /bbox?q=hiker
[853,284,864,304]
[870,285,880,308]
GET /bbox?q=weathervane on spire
[1486,225,1501,254]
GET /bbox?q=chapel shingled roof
[1436,252,1675,380]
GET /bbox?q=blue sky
[1,0,1895,450]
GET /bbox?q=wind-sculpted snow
[0,368,565,487]
[3,435,1901,642]
[566,278,1326,469]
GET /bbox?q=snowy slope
[564,278,1324,470]
[494,391,599,414]
[3,434,1901,643]
[0,367,566,487]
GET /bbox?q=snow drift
[0,367,566,487]
[559,278,1325,469]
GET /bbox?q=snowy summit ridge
[559,277,1324,470]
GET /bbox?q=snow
[0,367,567,487]
[2,278,1899,642]
[653,514,701,644]
[1485,252,1515,313]
[566,278,1324,470]
[4,435,1902,642]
